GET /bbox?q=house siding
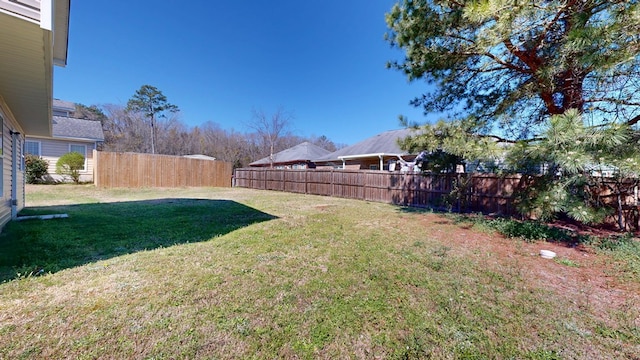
[35,137,96,182]
[0,0,41,22]
[317,157,409,171]
[0,96,26,228]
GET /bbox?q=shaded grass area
[0,186,638,359]
[0,198,276,281]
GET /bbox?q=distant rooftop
[53,98,76,112]
[315,128,418,162]
[250,142,332,166]
[52,116,105,141]
[184,154,217,161]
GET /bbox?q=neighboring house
[314,129,419,170]
[250,142,332,169]
[0,1,70,228]
[25,101,105,182]
[51,98,75,117]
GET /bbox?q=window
[25,140,40,156]
[69,144,87,171]
[53,109,70,117]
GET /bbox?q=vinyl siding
[36,137,96,182]
[15,134,24,214]
[0,0,41,23]
[0,96,26,228]
[0,110,9,227]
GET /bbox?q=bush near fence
[234,168,640,230]
[94,151,233,188]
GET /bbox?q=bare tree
[197,122,255,168]
[309,135,341,152]
[84,102,344,168]
[101,104,150,153]
[246,107,294,167]
[154,113,191,155]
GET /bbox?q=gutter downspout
[379,155,383,171]
[342,159,346,169]
[10,131,20,219]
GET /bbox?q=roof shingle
[52,99,76,112]
[52,116,105,141]
[314,128,418,161]
[250,142,332,166]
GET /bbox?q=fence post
[330,168,334,197]
[235,168,545,217]
[456,174,461,213]
[93,149,98,187]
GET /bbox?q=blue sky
[54,0,433,145]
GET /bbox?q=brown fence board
[234,168,640,229]
[234,168,523,215]
[94,150,233,188]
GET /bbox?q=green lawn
[0,185,638,359]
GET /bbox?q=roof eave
[0,1,70,136]
[52,0,70,67]
[338,153,408,160]
[51,136,104,142]
[0,15,53,136]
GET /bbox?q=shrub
[56,152,85,184]
[25,155,49,184]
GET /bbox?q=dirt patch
[408,213,640,324]
[546,217,637,238]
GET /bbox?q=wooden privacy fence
[234,168,523,215]
[94,150,233,188]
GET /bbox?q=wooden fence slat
[234,168,520,216]
[93,151,233,188]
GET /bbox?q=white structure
[0,0,71,227]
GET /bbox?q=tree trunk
[617,192,624,231]
[150,115,156,155]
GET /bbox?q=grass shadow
[394,206,434,214]
[0,198,277,282]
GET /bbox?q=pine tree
[387,1,640,227]
[126,85,179,154]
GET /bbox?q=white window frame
[25,140,40,156]
[69,144,87,171]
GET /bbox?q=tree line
[72,85,343,169]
